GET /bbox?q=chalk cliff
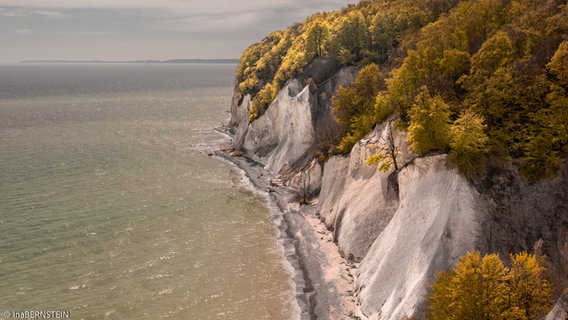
[227,63,568,319]
[316,123,483,319]
[355,155,481,318]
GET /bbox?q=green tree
[330,11,369,64]
[465,66,516,159]
[440,49,471,79]
[236,31,284,95]
[369,10,400,63]
[449,109,489,176]
[546,84,568,148]
[519,131,562,181]
[332,63,384,153]
[468,30,516,81]
[407,87,451,155]
[387,54,422,122]
[305,18,330,58]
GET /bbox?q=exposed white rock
[239,80,314,174]
[285,159,323,197]
[317,121,412,261]
[318,156,350,229]
[356,155,482,319]
[332,151,397,262]
[229,90,252,149]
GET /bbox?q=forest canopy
[237,0,568,180]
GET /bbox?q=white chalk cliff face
[228,69,567,319]
[318,121,415,262]
[229,75,482,319]
[318,124,481,319]
[230,79,314,174]
[356,155,481,319]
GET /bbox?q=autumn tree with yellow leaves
[429,251,552,320]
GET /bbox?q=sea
[0,63,298,319]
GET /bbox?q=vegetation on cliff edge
[237,0,568,180]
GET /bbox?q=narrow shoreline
[212,127,365,320]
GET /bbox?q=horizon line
[19,58,240,64]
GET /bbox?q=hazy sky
[0,0,355,63]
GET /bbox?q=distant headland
[20,59,239,64]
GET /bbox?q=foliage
[305,17,331,59]
[508,252,553,319]
[429,270,454,320]
[237,0,568,179]
[449,109,489,176]
[332,63,384,153]
[548,40,568,87]
[236,0,456,119]
[236,31,284,95]
[250,83,277,121]
[385,0,567,178]
[428,251,552,320]
[369,0,430,63]
[374,92,392,125]
[328,11,369,64]
[366,151,392,172]
[366,122,400,172]
[407,87,451,155]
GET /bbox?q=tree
[478,254,511,319]
[236,32,284,95]
[329,11,369,64]
[250,83,276,121]
[305,18,330,59]
[429,251,553,320]
[440,49,471,79]
[370,10,399,63]
[332,63,384,153]
[546,84,568,148]
[508,252,553,320]
[448,252,510,320]
[468,31,516,86]
[387,54,422,122]
[429,270,455,320]
[548,40,568,88]
[366,122,400,172]
[449,109,489,176]
[407,87,451,155]
[519,131,562,182]
[545,42,568,153]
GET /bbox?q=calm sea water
[0,64,297,319]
